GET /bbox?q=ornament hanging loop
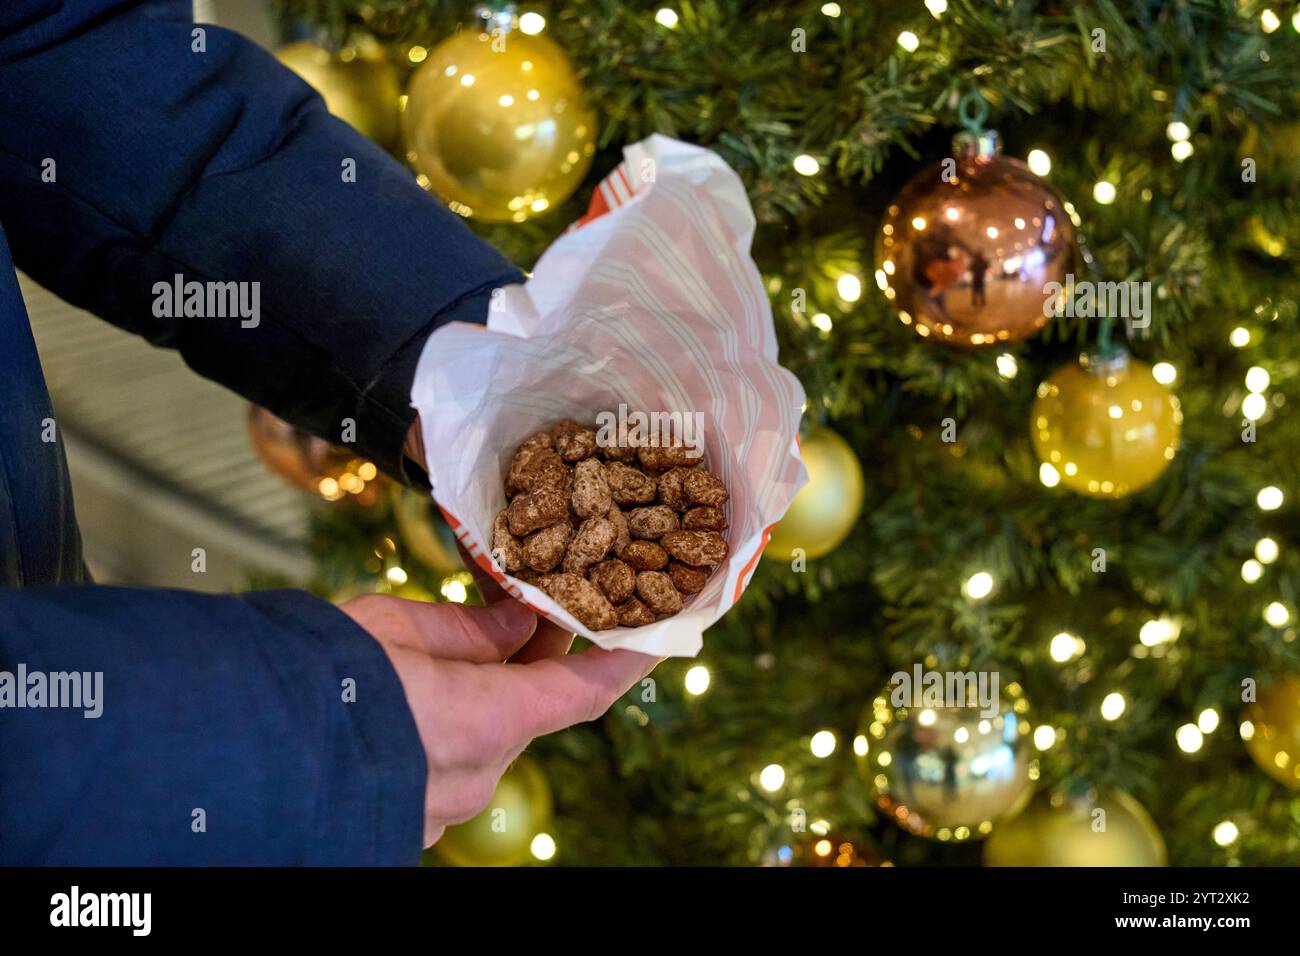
[957,89,990,135]
[953,90,999,162]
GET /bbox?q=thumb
[402,597,539,663]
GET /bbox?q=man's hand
[339,593,657,847]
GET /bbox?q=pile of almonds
[492,418,730,630]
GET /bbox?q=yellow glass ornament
[763,425,865,562]
[1031,350,1181,499]
[985,788,1166,866]
[401,21,596,222]
[275,40,403,148]
[434,756,552,867]
[1244,677,1300,789]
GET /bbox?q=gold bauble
[1031,350,1181,499]
[1239,121,1300,193]
[763,426,865,561]
[434,756,552,867]
[985,788,1166,866]
[275,41,402,148]
[876,130,1076,347]
[1243,677,1300,789]
[855,676,1036,840]
[246,405,383,505]
[402,24,596,221]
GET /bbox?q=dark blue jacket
[0,1,523,863]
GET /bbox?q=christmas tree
[263,0,1300,865]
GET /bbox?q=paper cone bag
[411,134,807,656]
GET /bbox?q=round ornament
[434,756,552,866]
[763,425,865,562]
[875,130,1076,347]
[1030,349,1181,499]
[855,676,1036,840]
[275,40,403,148]
[247,405,383,505]
[402,12,596,221]
[984,787,1166,866]
[1243,676,1300,789]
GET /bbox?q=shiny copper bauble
[876,131,1076,347]
[247,406,383,505]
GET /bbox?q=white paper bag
[411,134,807,657]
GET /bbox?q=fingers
[400,598,538,663]
[494,647,662,742]
[508,619,576,664]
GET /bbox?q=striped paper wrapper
[411,134,807,657]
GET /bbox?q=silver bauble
[856,675,1036,840]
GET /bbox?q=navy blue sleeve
[0,586,426,865]
[0,0,525,480]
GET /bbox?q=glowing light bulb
[964,571,994,600]
[1049,631,1084,663]
[1176,724,1204,753]
[1257,486,1284,511]
[1093,180,1117,204]
[1212,821,1239,846]
[925,0,948,15]
[811,312,833,333]
[1264,601,1290,627]
[1027,149,1051,176]
[684,665,710,696]
[386,566,408,585]
[1171,141,1194,162]
[1261,8,1281,32]
[1198,708,1220,734]
[853,734,869,756]
[441,578,468,603]
[1230,326,1251,348]
[897,31,920,52]
[519,12,546,34]
[1255,538,1279,564]
[654,8,679,28]
[810,730,837,758]
[1166,121,1190,142]
[1242,559,1264,583]
[1242,392,1267,421]
[793,154,820,176]
[1033,726,1057,750]
[996,353,1018,380]
[759,764,786,792]
[1139,617,1179,646]
[530,832,557,860]
[820,2,842,17]
[1245,367,1270,393]
[1152,361,1177,384]
[1039,462,1061,488]
[1100,692,1126,721]
[837,273,862,302]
